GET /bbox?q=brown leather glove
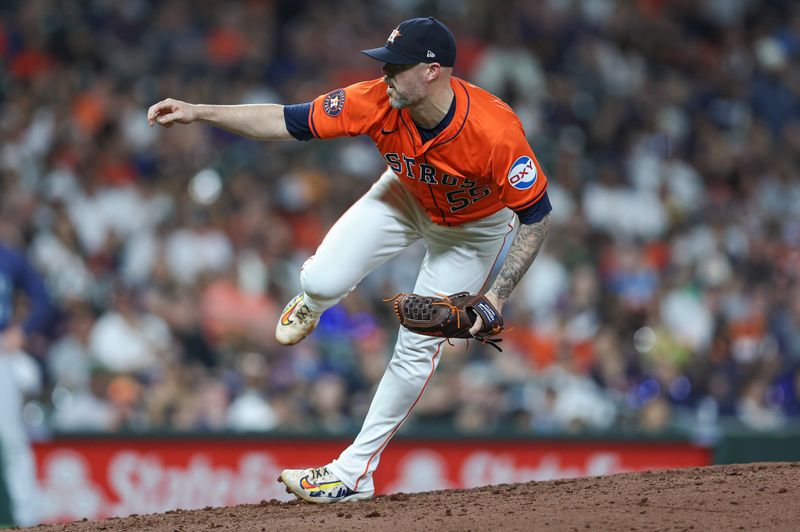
[387,292,504,351]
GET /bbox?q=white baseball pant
[299,168,515,494]
[0,354,40,526]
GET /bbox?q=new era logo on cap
[362,17,456,67]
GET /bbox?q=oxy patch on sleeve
[507,156,537,190]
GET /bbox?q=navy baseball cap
[362,17,456,67]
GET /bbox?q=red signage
[33,437,710,523]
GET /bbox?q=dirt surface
[22,462,800,531]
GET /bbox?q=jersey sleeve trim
[509,186,548,211]
[514,191,552,224]
[308,101,321,138]
[284,102,314,141]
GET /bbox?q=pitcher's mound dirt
[24,462,800,531]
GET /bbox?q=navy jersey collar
[414,95,456,143]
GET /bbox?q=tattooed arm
[469,214,551,336]
[489,214,551,301]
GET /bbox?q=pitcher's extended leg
[327,211,516,494]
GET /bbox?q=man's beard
[389,89,415,109]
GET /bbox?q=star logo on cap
[387,28,401,44]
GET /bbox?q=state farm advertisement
[33,437,710,523]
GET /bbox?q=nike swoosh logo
[300,476,343,490]
[280,299,300,326]
[381,128,398,135]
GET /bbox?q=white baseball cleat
[275,293,321,345]
[278,466,373,503]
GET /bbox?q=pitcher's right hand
[147,98,197,127]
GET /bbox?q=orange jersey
[305,77,548,226]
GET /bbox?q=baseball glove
[386,292,504,351]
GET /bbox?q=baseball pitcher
[148,17,551,503]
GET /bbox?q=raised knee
[300,261,347,302]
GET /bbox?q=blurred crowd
[1,0,799,438]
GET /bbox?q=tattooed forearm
[488,214,551,302]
